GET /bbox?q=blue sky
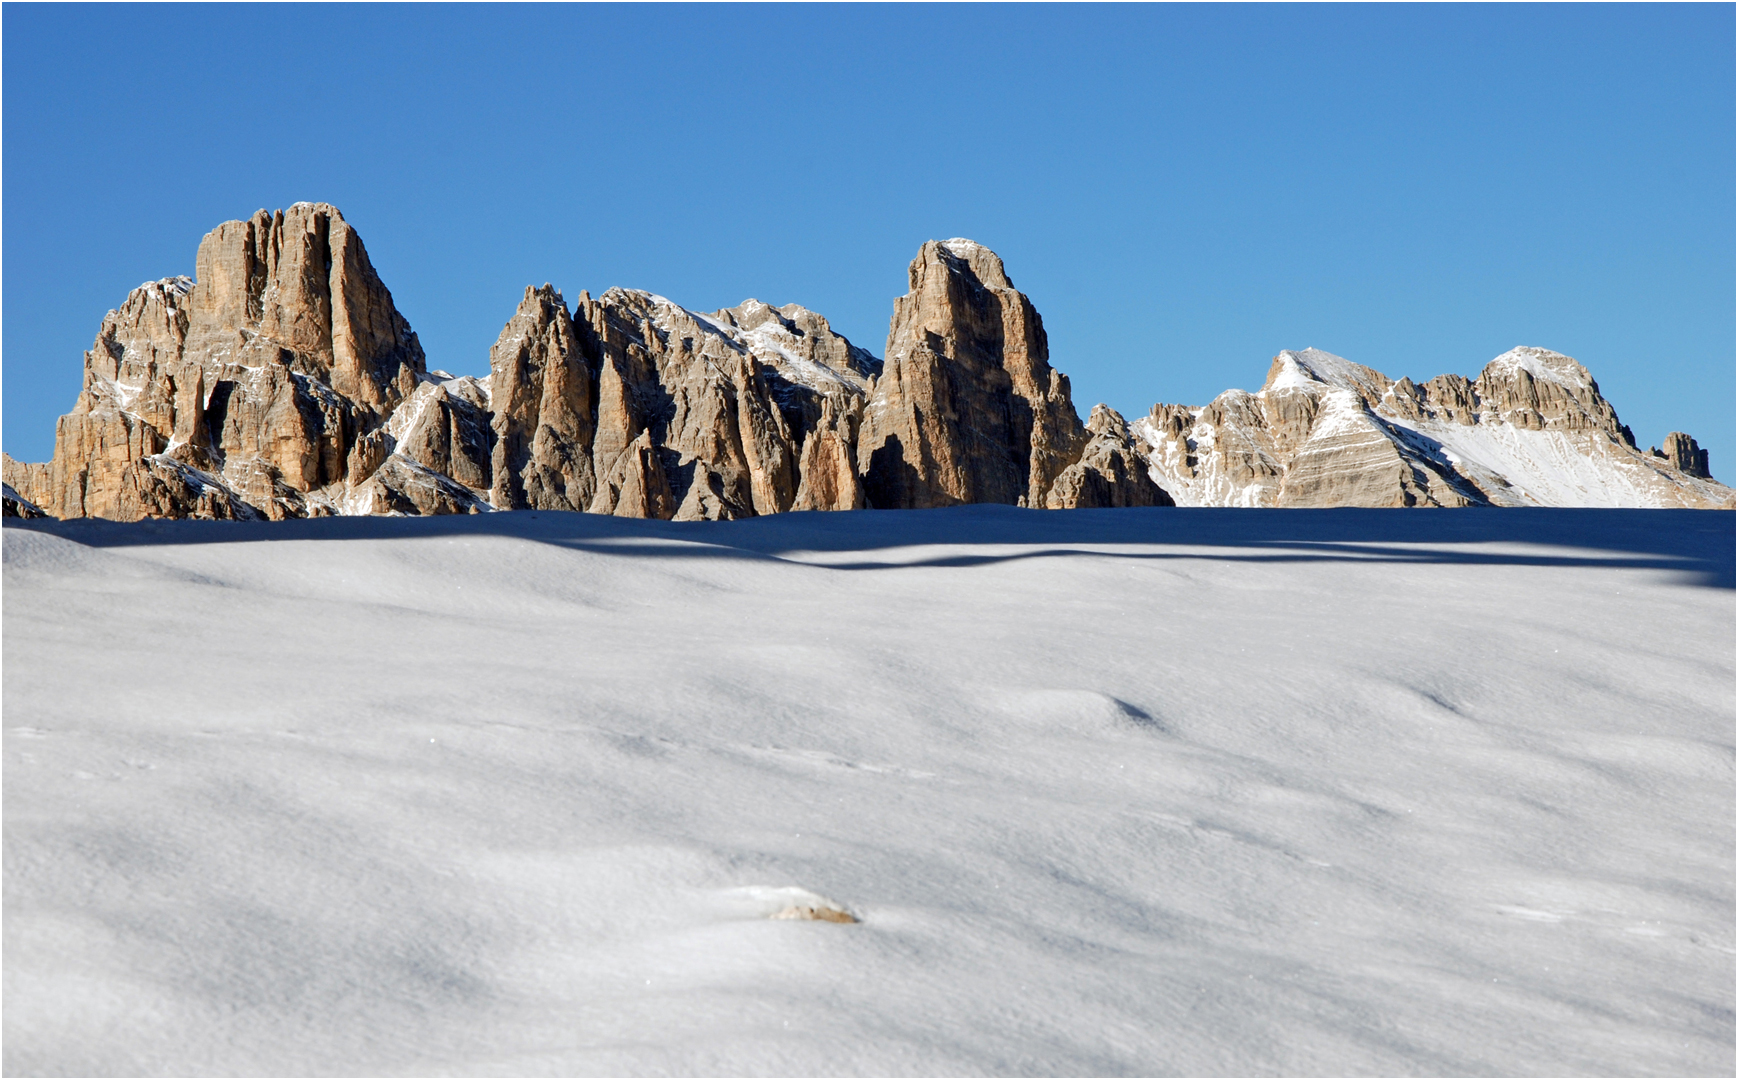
[5,3,1733,482]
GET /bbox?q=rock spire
[857,239,1089,509]
[4,208,1729,520]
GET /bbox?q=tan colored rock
[8,204,434,521]
[770,905,857,923]
[1133,346,1732,509]
[389,378,493,495]
[1472,347,1623,437]
[706,299,878,513]
[1,456,52,514]
[590,430,676,519]
[186,203,423,409]
[568,288,854,520]
[1275,394,1476,508]
[354,455,488,516]
[489,285,594,511]
[1046,406,1172,509]
[345,428,392,486]
[1660,432,1710,479]
[1138,392,1286,508]
[858,239,1087,509]
[792,394,867,511]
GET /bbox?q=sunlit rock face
[856,238,1088,510]
[1132,347,1733,509]
[5,209,1728,520]
[3,203,441,522]
[1046,406,1172,510]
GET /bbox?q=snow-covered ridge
[1481,345,1595,392]
[1134,346,1731,509]
[1267,348,1391,403]
[604,288,880,395]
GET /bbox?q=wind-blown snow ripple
[4,506,1732,1075]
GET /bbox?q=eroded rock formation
[6,206,1728,520]
[857,239,1086,509]
[1658,432,1711,479]
[1133,347,1733,509]
[1046,406,1172,509]
[3,203,460,521]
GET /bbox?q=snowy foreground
[4,507,1733,1076]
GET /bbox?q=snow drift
[3,507,1733,1074]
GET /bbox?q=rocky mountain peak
[1471,345,1622,439]
[1263,348,1394,409]
[859,238,1086,509]
[6,209,1729,521]
[189,202,423,409]
[931,238,1013,290]
[1480,346,1596,392]
[709,299,881,393]
[1137,344,1730,508]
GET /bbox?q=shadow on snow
[5,504,1733,589]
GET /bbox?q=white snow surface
[1270,347,1388,400]
[1403,421,1672,508]
[939,238,988,259]
[4,507,1732,1075]
[1482,346,1595,393]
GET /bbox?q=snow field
[3,507,1733,1075]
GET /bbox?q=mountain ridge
[4,204,1729,520]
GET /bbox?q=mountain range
[4,203,1730,520]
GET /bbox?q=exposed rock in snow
[1134,347,1733,509]
[857,239,1087,509]
[1046,405,1173,509]
[1,482,48,518]
[6,206,1728,520]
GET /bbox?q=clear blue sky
[5,3,1733,482]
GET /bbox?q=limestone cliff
[1133,347,1732,509]
[7,206,1727,520]
[3,203,461,521]
[857,239,1087,509]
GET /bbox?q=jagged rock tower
[5,204,1724,518]
[860,239,1082,508]
[3,203,453,520]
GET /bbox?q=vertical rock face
[466,284,884,522]
[3,220,1132,523]
[857,239,1087,509]
[572,289,811,520]
[1660,432,1711,479]
[489,285,593,512]
[11,209,1725,520]
[2,203,464,522]
[1133,347,1732,509]
[187,204,424,408]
